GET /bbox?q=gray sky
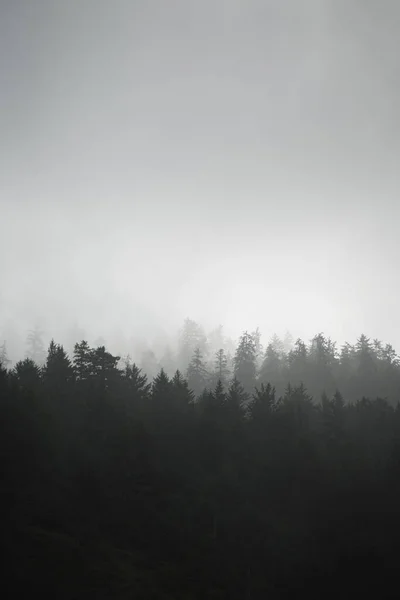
[1,0,399,352]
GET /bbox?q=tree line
[2,325,400,597]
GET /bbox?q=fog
[1,0,399,361]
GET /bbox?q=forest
[2,320,400,598]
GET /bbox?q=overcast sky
[1,0,399,352]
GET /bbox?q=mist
[1,0,400,358]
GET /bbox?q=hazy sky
[1,0,399,351]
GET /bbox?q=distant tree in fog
[233,331,257,393]
[26,327,46,366]
[178,318,208,371]
[251,326,263,366]
[212,348,231,388]
[187,347,208,396]
[0,341,10,368]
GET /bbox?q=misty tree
[259,343,284,391]
[178,318,208,371]
[171,370,195,408]
[212,348,231,388]
[339,342,356,378]
[287,338,309,386]
[226,377,248,419]
[320,390,346,444]
[26,327,46,366]
[355,335,376,373]
[307,333,337,398]
[283,331,294,353]
[281,383,317,433]
[251,326,263,366]
[73,340,92,381]
[90,345,121,391]
[0,341,10,369]
[122,360,151,403]
[187,347,208,396]
[233,331,257,393]
[151,368,173,407]
[249,382,278,423]
[353,334,379,399]
[43,340,74,391]
[198,380,226,422]
[270,334,285,356]
[13,358,42,392]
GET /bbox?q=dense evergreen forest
[2,320,400,598]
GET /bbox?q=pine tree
[123,360,151,399]
[259,343,282,387]
[308,333,337,398]
[13,358,42,392]
[198,380,226,421]
[171,370,195,407]
[251,327,263,366]
[249,382,278,422]
[283,331,294,353]
[281,383,316,433]
[287,338,309,387]
[0,341,10,369]
[151,368,173,404]
[178,318,208,371]
[354,334,378,398]
[26,327,46,366]
[73,340,92,381]
[271,334,285,356]
[226,377,248,418]
[212,348,231,388]
[187,347,208,396]
[233,331,257,393]
[90,345,121,391]
[43,339,74,390]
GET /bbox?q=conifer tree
[43,339,74,390]
[123,359,151,400]
[171,369,195,406]
[0,340,10,369]
[233,331,257,393]
[178,318,208,371]
[73,340,92,381]
[26,327,46,366]
[90,345,121,391]
[13,358,42,392]
[187,347,208,396]
[151,368,172,404]
[249,382,278,422]
[212,348,231,388]
[226,376,248,418]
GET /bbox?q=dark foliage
[2,332,400,598]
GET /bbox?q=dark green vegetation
[2,328,400,598]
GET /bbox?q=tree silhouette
[212,348,231,388]
[187,347,208,396]
[233,331,257,393]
